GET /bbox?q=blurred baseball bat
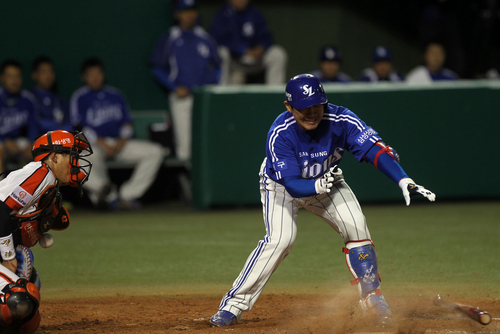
[433,294,492,325]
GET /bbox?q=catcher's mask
[31,130,93,195]
[0,279,40,332]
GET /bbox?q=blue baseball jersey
[357,68,404,82]
[0,87,38,141]
[31,87,71,134]
[265,103,382,183]
[310,69,352,83]
[210,4,273,57]
[150,26,221,90]
[429,68,459,81]
[70,86,132,138]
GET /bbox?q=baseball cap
[176,0,198,10]
[372,46,392,62]
[320,46,342,62]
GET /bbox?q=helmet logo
[302,85,315,97]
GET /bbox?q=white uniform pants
[169,93,193,162]
[84,138,164,204]
[218,45,288,85]
[218,159,371,318]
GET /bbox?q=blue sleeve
[357,75,370,82]
[150,33,169,68]
[152,67,176,91]
[364,144,408,184]
[252,8,273,49]
[282,175,317,198]
[27,102,39,141]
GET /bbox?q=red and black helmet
[31,130,93,191]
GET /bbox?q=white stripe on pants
[218,158,371,318]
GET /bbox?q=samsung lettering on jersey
[310,151,327,158]
[301,148,343,178]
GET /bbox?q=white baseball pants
[218,158,371,318]
[168,92,193,162]
[84,138,164,204]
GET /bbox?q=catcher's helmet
[285,73,328,110]
[31,130,93,191]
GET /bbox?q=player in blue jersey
[210,0,287,85]
[210,73,436,328]
[310,45,352,83]
[358,46,404,82]
[406,42,459,83]
[31,56,71,134]
[150,0,222,163]
[71,57,164,210]
[0,60,39,174]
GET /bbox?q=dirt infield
[36,291,499,334]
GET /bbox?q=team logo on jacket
[11,186,32,206]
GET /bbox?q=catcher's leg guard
[343,240,392,324]
[15,245,34,281]
[0,279,41,333]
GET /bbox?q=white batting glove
[399,178,436,206]
[315,166,343,194]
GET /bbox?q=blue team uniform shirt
[265,103,382,183]
[150,26,221,90]
[310,70,352,83]
[210,4,273,57]
[0,87,38,141]
[429,68,458,81]
[70,86,132,138]
[31,87,70,134]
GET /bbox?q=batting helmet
[285,73,328,110]
[31,130,93,191]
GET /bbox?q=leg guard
[15,245,33,281]
[343,240,381,298]
[343,240,392,323]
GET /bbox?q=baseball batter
[210,73,435,327]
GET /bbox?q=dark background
[1,0,499,110]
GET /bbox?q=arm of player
[282,167,342,198]
[364,142,436,206]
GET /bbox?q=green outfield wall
[192,81,500,209]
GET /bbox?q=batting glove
[399,178,436,206]
[315,166,343,194]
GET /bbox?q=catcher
[0,130,92,333]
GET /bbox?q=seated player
[310,45,352,83]
[0,265,40,334]
[406,42,459,83]
[31,55,71,134]
[0,59,39,174]
[358,46,404,82]
[71,57,164,210]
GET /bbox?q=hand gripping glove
[399,178,436,206]
[315,166,343,194]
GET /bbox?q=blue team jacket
[210,4,273,57]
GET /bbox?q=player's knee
[0,279,41,333]
[264,45,288,65]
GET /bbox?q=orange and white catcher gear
[0,265,40,334]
